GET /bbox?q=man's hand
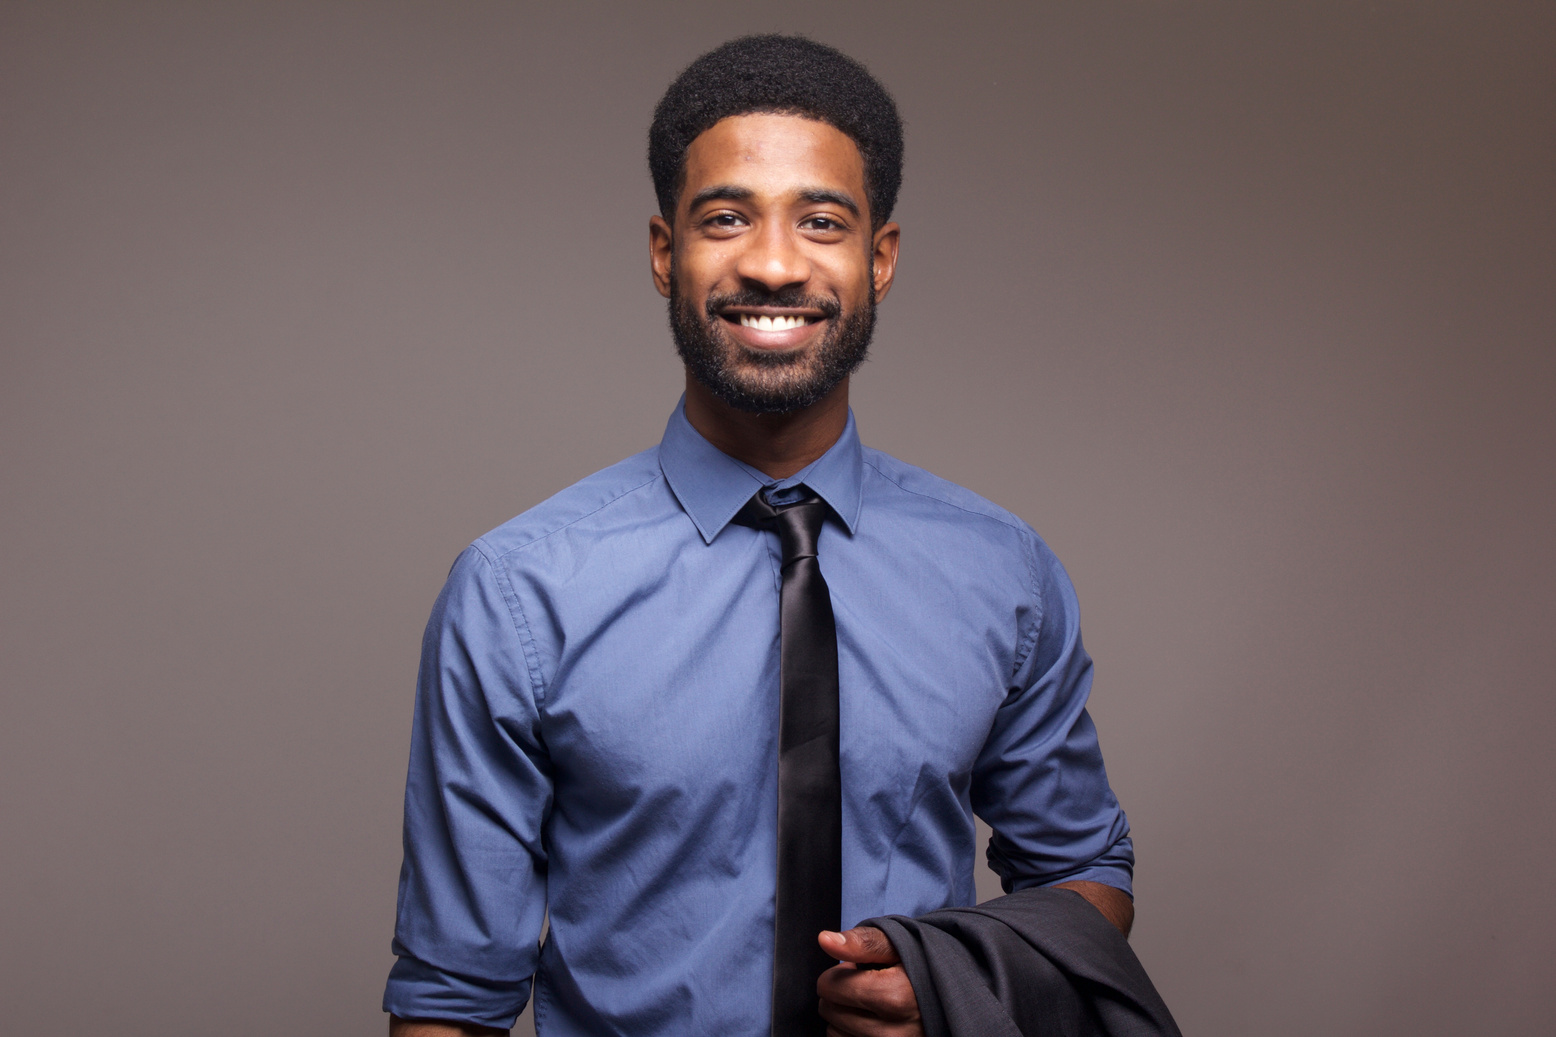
[816,927,924,1037]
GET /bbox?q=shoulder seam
[464,541,549,708]
[861,455,1045,679]
[861,456,1029,534]
[468,468,665,705]
[480,471,664,563]
[1012,532,1044,678]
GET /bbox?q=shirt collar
[658,396,864,544]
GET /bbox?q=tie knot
[734,488,829,564]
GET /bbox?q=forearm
[1052,879,1134,937]
[389,1015,506,1037]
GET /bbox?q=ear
[871,221,901,303]
[650,215,675,299]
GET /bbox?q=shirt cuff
[997,834,1136,898]
[383,952,532,1031]
[1035,858,1135,898]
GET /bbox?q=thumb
[818,926,901,965]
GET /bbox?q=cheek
[676,238,743,284]
[822,256,875,306]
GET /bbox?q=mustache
[704,287,842,320]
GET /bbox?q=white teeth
[739,314,811,330]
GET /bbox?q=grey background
[3,2,1552,1035]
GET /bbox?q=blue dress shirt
[384,401,1133,1034]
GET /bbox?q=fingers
[816,962,920,1019]
[819,991,923,1037]
[818,925,901,965]
[815,927,920,1036]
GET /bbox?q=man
[385,35,1134,1037]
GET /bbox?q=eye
[803,216,842,232]
[703,211,747,230]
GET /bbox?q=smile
[737,314,815,331]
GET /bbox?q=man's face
[650,113,900,414]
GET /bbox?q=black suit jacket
[863,887,1181,1037]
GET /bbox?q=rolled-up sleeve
[971,531,1135,896]
[384,544,552,1029]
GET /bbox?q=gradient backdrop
[3,3,1553,1035]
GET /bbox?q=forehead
[680,113,866,208]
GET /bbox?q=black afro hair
[648,35,904,230]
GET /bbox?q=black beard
[669,271,875,415]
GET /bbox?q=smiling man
[385,36,1137,1037]
[658,111,887,430]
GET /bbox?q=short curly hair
[648,35,904,230]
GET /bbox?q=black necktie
[735,488,841,1037]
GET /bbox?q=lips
[707,291,839,350]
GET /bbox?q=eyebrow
[797,188,860,217]
[688,185,754,209]
[687,184,862,219]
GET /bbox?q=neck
[682,373,850,480]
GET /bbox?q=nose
[733,220,812,293]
